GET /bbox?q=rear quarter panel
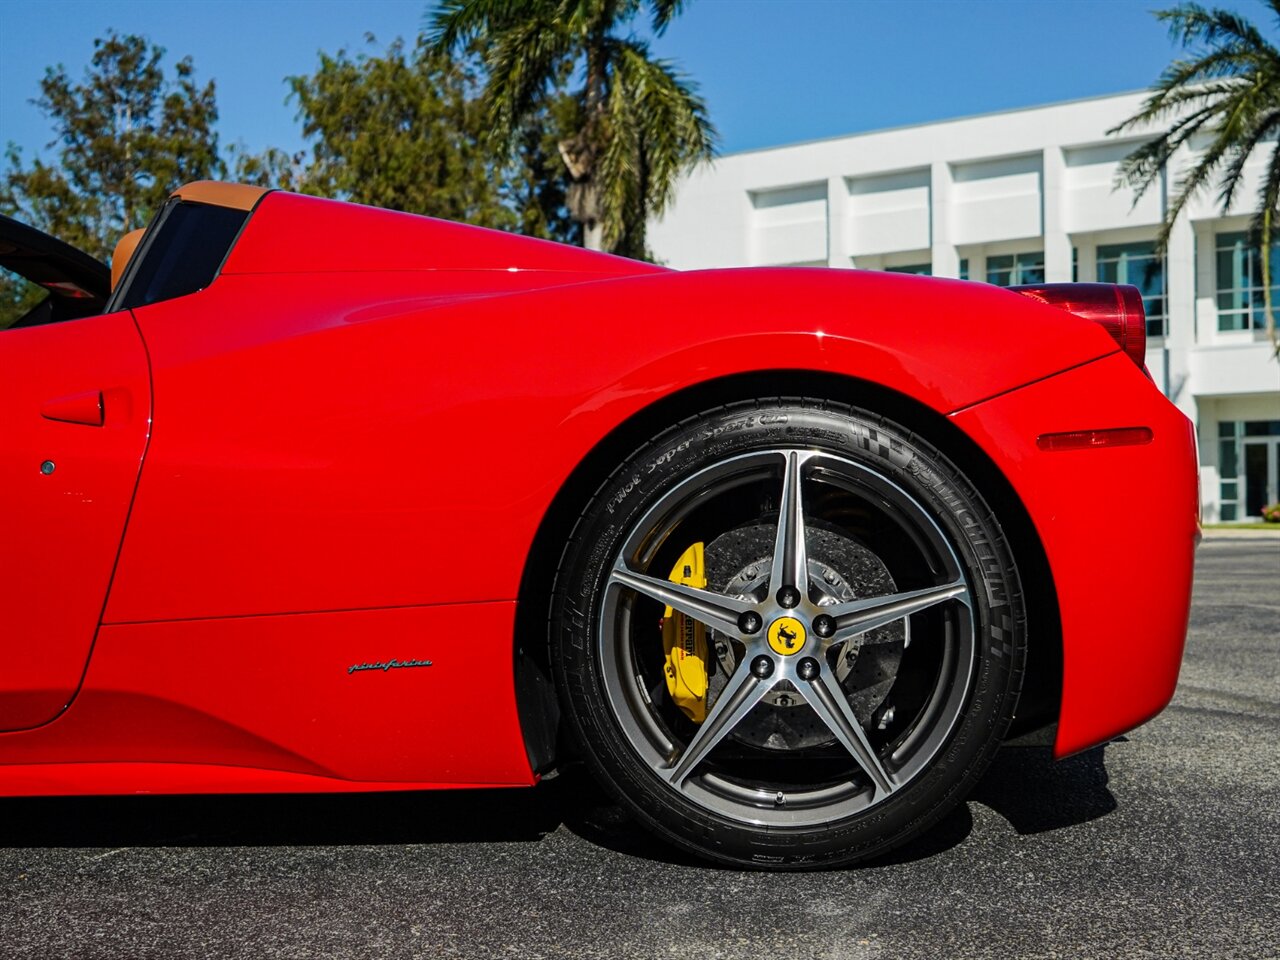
[951,352,1198,757]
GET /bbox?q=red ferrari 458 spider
[0,182,1198,868]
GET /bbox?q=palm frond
[1113,0,1280,359]
[478,15,576,156]
[1113,94,1228,211]
[1252,136,1280,246]
[1113,66,1262,135]
[1157,2,1271,51]
[596,67,642,250]
[563,0,626,37]
[1112,4,1280,137]
[426,0,560,53]
[610,40,716,214]
[648,0,686,34]
[1112,3,1280,259]
[1160,116,1245,249]
[1216,107,1280,211]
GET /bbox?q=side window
[1,264,106,331]
[1,266,49,330]
[113,201,249,310]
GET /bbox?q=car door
[0,219,151,731]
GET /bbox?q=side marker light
[1036,427,1154,452]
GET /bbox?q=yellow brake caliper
[662,542,710,723]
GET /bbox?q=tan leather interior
[111,228,145,291]
[170,181,269,211]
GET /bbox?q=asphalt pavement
[2,538,1278,959]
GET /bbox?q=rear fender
[951,353,1197,757]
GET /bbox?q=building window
[1218,419,1280,520]
[1215,232,1280,331]
[885,263,931,276]
[986,251,1045,287]
[1219,420,1241,521]
[959,258,969,281]
[1097,241,1167,337]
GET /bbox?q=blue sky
[0,0,1271,164]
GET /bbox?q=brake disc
[701,523,906,751]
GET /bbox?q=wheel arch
[512,369,1062,774]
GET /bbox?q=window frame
[1214,231,1280,333]
[985,251,1045,287]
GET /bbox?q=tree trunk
[563,171,604,251]
[1263,207,1278,359]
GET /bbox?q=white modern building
[649,90,1280,522]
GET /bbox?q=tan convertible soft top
[170,181,269,211]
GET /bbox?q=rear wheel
[551,399,1025,868]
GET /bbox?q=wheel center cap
[766,616,807,656]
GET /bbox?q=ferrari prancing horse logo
[767,616,806,656]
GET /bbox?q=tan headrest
[111,228,146,292]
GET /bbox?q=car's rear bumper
[951,352,1198,758]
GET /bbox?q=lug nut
[750,655,775,679]
[738,611,763,635]
[813,614,835,638]
[777,586,801,608]
[797,657,820,681]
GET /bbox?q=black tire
[551,398,1026,869]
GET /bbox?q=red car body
[0,185,1198,797]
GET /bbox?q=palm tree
[1111,1,1280,355]
[428,0,717,256]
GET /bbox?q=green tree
[1,31,222,262]
[228,145,304,194]
[1111,1,1280,355]
[428,0,717,257]
[235,36,575,242]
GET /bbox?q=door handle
[41,390,104,427]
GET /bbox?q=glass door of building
[1242,439,1279,517]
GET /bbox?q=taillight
[1010,283,1147,369]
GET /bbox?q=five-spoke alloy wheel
[552,400,1026,868]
